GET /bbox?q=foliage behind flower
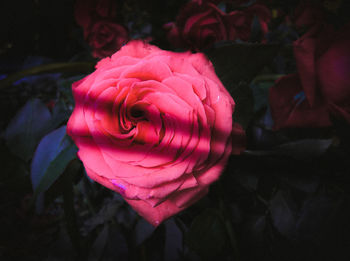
[3,0,350,260]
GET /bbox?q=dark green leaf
[84,198,123,233]
[0,62,94,90]
[207,43,279,129]
[164,218,183,261]
[62,163,81,255]
[31,126,77,198]
[207,43,280,85]
[134,218,156,245]
[36,144,77,194]
[231,82,254,129]
[51,100,70,128]
[186,208,228,260]
[243,215,267,246]
[274,139,333,160]
[296,195,343,242]
[251,215,266,242]
[43,159,82,213]
[4,98,52,161]
[294,193,350,261]
[269,190,297,238]
[250,15,263,42]
[58,75,85,105]
[102,225,128,260]
[88,224,109,261]
[31,125,69,189]
[251,81,274,111]
[245,139,333,160]
[234,169,259,191]
[115,204,137,228]
[46,225,76,261]
[0,141,28,190]
[282,176,319,194]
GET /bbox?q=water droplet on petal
[213,94,220,104]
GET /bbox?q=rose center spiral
[130,106,145,119]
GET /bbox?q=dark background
[1,0,350,260]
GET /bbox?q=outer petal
[125,198,181,227]
[269,74,331,129]
[317,25,350,123]
[293,24,335,106]
[293,29,317,106]
[111,40,161,60]
[125,185,208,227]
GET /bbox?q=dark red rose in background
[75,0,129,58]
[317,23,350,123]
[226,4,271,42]
[269,74,331,129]
[191,0,220,4]
[164,1,271,50]
[269,22,350,129]
[87,21,129,59]
[193,0,266,5]
[75,0,118,33]
[293,1,325,29]
[164,2,232,51]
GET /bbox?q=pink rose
[269,22,350,129]
[75,0,129,58]
[67,41,244,226]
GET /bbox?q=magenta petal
[293,34,317,106]
[125,198,181,227]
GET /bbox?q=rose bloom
[75,0,129,58]
[317,23,350,123]
[164,1,270,51]
[87,21,129,59]
[293,1,325,29]
[67,41,244,226]
[164,2,233,51]
[269,22,350,129]
[75,0,118,29]
[226,3,271,42]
